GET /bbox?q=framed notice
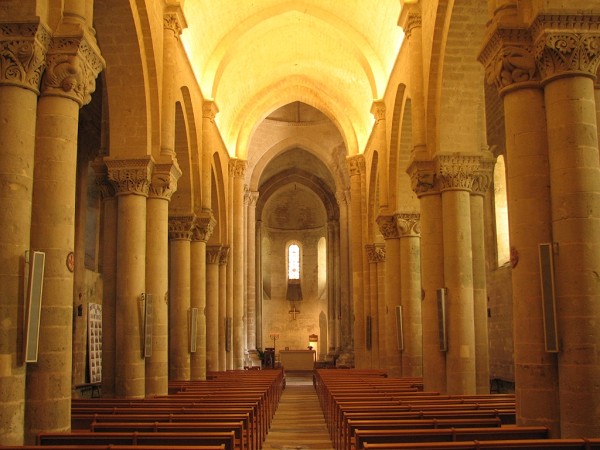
[88,303,102,383]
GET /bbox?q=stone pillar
[256,220,263,350]
[408,160,446,393]
[93,165,117,397]
[106,158,152,400]
[397,213,423,378]
[376,215,402,376]
[0,21,49,446]
[245,191,259,351]
[471,157,494,394]
[230,159,247,369]
[145,165,179,396]
[327,220,340,356]
[336,189,353,359]
[26,26,103,440]
[365,244,385,368]
[479,24,559,434]
[437,153,478,395]
[190,213,215,380]
[168,215,194,381]
[226,245,234,370]
[347,156,366,368]
[535,21,600,437]
[206,245,221,372]
[219,246,230,371]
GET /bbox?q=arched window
[286,242,302,301]
[494,155,510,266]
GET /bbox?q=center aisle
[262,371,334,450]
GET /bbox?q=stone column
[230,160,247,369]
[219,246,230,371]
[327,220,340,356]
[168,215,194,381]
[0,21,49,446]
[479,24,558,434]
[93,164,117,397]
[145,165,179,396]
[535,21,600,437]
[336,189,353,360]
[256,220,263,350]
[26,26,103,440]
[408,160,446,393]
[397,213,423,378]
[376,215,402,376]
[190,212,215,380]
[471,157,493,394]
[437,153,478,395]
[347,156,367,368]
[364,244,381,367]
[245,191,259,351]
[206,245,221,372]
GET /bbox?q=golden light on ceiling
[181,1,405,157]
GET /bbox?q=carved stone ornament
[535,31,600,81]
[471,152,495,196]
[206,245,222,264]
[106,158,153,196]
[229,159,247,178]
[335,189,351,208]
[168,215,195,240]
[0,21,51,93]
[42,29,105,106]
[347,154,365,177]
[244,189,259,206]
[376,214,400,240]
[203,100,219,121]
[164,9,186,37]
[436,153,480,191]
[148,163,182,200]
[371,100,386,122]
[193,211,216,242]
[404,12,422,40]
[219,245,230,265]
[397,213,421,237]
[365,243,386,264]
[407,158,437,197]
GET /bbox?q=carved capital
[41,27,104,106]
[244,189,259,207]
[148,162,182,200]
[219,245,230,265]
[335,189,351,208]
[347,154,365,177]
[229,159,247,178]
[0,21,51,93]
[471,151,495,196]
[168,215,195,240]
[376,214,400,240]
[532,15,600,82]
[206,245,222,264]
[203,100,219,121]
[193,211,216,242]
[164,5,187,38]
[91,158,115,200]
[397,213,421,237]
[436,153,480,191]
[105,158,153,197]
[404,12,422,39]
[365,243,386,264]
[407,158,438,197]
[371,100,386,122]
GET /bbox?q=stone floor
[262,371,334,450]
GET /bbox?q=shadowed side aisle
[262,371,333,450]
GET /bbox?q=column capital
[91,157,116,200]
[203,100,219,122]
[478,24,540,95]
[164,4,187,38]
[148,162,182,200]
[206,245,222,264]
[371,100,386,122]
[168,215,195,240]
[376,214,400,240]
[397,213,421,237]
[365,243,386,264]
[335,189,351,208]
[0,20,51,93]
[229,159,247,178]
[105,157,153,197]
[41,24,105,106]
[244,189,259,206]
[347,154,366,177]
[471,151,495,197]
[531,15,600,83]
[398,2,421,39]
[407,158,438,197]
[219,245,230,265]
[435,152,480,192]
[193,211,216,243]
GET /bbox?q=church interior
[2,0,600,446]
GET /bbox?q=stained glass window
[288,243,300,280]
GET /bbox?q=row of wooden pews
[314,369,600,450]
[8,368,284,450]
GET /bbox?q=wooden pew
[2,446,225,450]
[353,426,549,450]
[361,438,600,449]
[37,431,236,450]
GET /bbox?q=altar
[279,349,316,371]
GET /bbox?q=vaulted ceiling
[181,0,405,157]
